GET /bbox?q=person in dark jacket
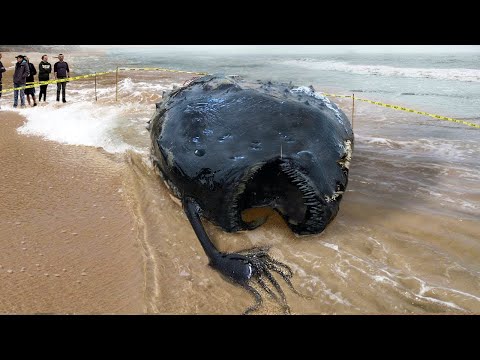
[38,54,52,102]
[13,54,30,108]
[0,53,6,109]
[54,53,70,103]
[24,56,38,107]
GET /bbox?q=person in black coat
[24,56,38,107]
[13,54,29,108]
[38,54,52,102]
[54,53,70,103]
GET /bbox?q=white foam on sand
[9,77,189,154]
[355,134,477,162]
[16,102,134,154]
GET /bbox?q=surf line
[2,66,477,130]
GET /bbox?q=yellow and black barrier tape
[322,93,353,99]
[322,92,480,129]
[0,66,206,94]
[0,71,115,94]
[118,67,208,75]
[1,67,477,129]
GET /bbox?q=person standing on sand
[24,56,38,107]
[38,55,52,102]
[0,53,6,109]
[13,54,30,108]
[54,53,70,103]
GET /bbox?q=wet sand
[125,151,480,315]
[0,113,144,314]
[123,94,480,315]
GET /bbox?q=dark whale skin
[150,74,353,235]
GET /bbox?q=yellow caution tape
[354,97,480,129]
[118,67,208,75]
[0,67,206,94]
[322,92,480,129]
[322,93,353,99]
[2,66,476,130]
[0,71,115,94]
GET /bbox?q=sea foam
[282,59,480,83]
[17,102,133,154]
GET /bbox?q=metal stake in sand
[94,72,97,101]
[352,93,355,129]
[115,66,119,102]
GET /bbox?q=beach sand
[0,112,144,314]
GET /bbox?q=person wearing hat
[13,54,30,108]
[0,53,6,109]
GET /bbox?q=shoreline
[0,112,145,314]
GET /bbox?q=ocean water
[3,45,479,314]
[104,45,480,119]
[6,45,480,151]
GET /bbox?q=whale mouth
[231,159,330,234]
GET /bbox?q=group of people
[0,53,70,109]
